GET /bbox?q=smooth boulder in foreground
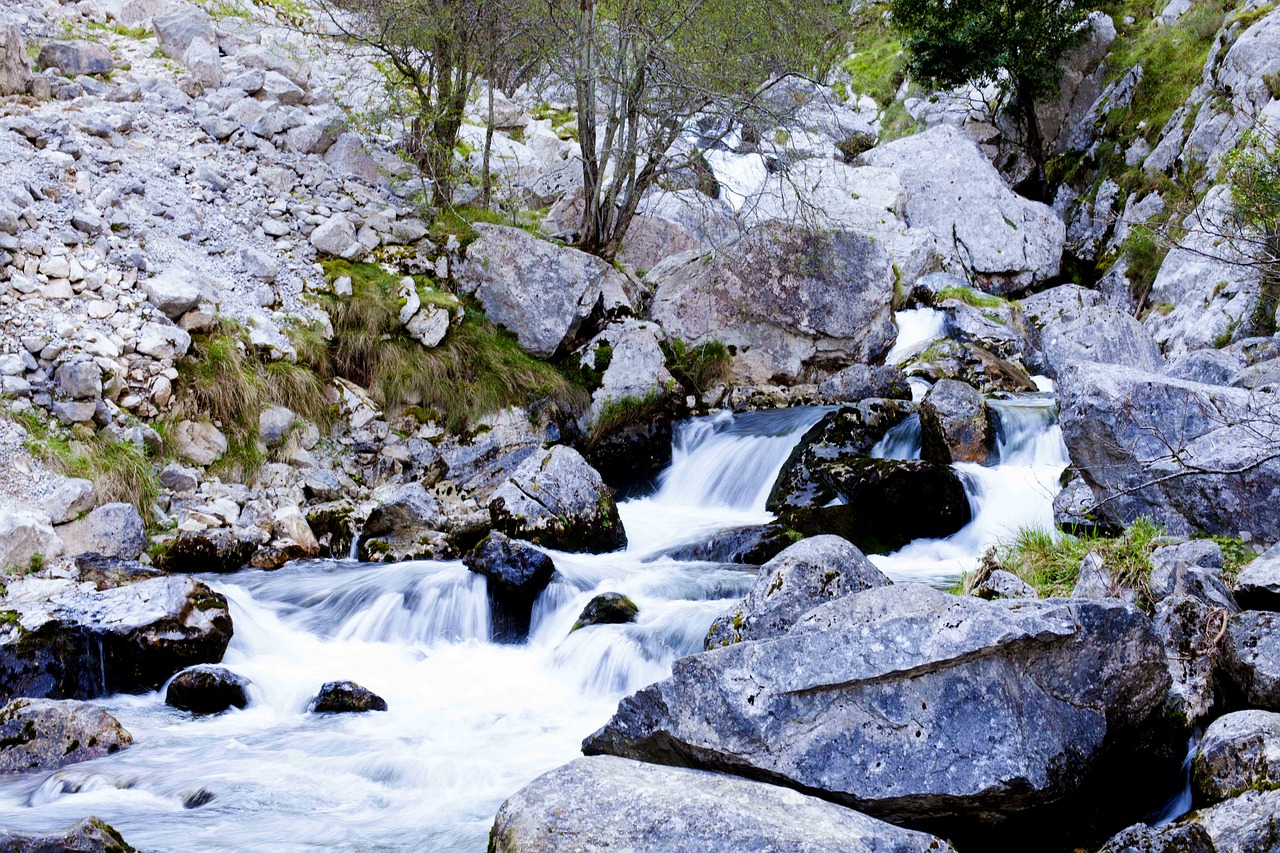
[0,817,136,853]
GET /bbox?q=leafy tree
[1223,128,1280,335]
[889,0,1091,198]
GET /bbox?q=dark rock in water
[0,575,233,702]
[184,789,215,809]
[903,339,1037,393]
[1191,710,1280,806]
[817,364,912,403]
[165,665,251,714]
[1096,821,1214,853]
[1235,544,1280,612]
[1221,610,1280,711]
[582,411,674,497]
[918,378,993,464]
[705,535,890,649]
[73,553,165,590]
[488,446,626,553]
[780,459,971,554]
[309,680,387,713]
[0,698,131,773]
[766,399,916,513]
[465,532,556,643]
[651,523,797,565]
[571,593,638,632]
[489,755,957,853]
[1185,789,1280,852]
[585,586,1174,842]
[153,528,258,573]
[0,817,137,853]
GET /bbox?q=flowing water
[0,397,1077,849]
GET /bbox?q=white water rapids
[0,396,1071,850]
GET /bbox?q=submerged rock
[488,446,626,553]
[464,532,556,642]
[309,681,387,713]
[0,698,131,773]
[490,755,957,853]
[586,586,1172,838]
[165,665,251,715]
[705,535,890,649]
[571,593,639,632]
[0,817,137,853]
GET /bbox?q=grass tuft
[662,338,731,397]
[994,517,1166,603]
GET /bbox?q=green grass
[587,391,671,445]
[310,261,585,431]
[992,518,1166,603]
[935,285,1008,309]
[843,3,906,108]
[429,204,546,247]
[662,338,731,397]
[530,103,578,141]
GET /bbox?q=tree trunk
[482,78,495,209]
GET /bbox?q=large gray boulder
[356,482,447,562]
[859,126,1065,294]
[458,224,634,357]
[1192,710,1280,806]
[0,698,131,773]
[918,379,992,464]
[488,446,625,553]
[55,503,147,561]
[0,26,31,96]
[647,223,898,384]
[0,574,233,701]
[1185,788,1280,853]
[705,535,890,649]
[1057,362,1280,540]
[1039,305,1163,380]
[36,41,113,76]
[490,755,957,853]
[0,818,137,853]
[0,507,61,573]
[577,320,676,430]
[153,4,215,60]
[1235,543,1280,611]
[585,586,1171,830]
[1222,610,1280,711]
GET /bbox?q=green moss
[1195,534,1255,583]
[935,285,1008,309]
[428,204,545,247]
[843,3,906,107]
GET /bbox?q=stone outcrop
[488,446,625,553]
[0,697,131,773]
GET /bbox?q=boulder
[1192,710,1280,806]
[1235,544,1280,611]
[40,478,95,526]
[1222,610,1280,711]
[918,379,992,464]
[490,755,957,853]
[904,339,1039,394]
[577,320,676,432]
[309,680,386,713]
[766,400,916,513]
[258,405,296,446]
[817,364,912,403]
[650,523,797,566]
[1185,788,1280,853]
[0,818,137,853]
[153,5,215,60]
[1148,541,1233,609]
[172,419,228,466]
[585,586,1171,835]
[0,698,131,773]
[973,569,1038,601]
[488,446,626,553]
[571,593,639,632]
[1057,363,1280,540]
[1166,348,1244,386]
[356,482,445,562]
[457,225,634,357]
[705,536,890,649]
[165,665,251,714]
[1153,595,1221,727]
[136,322,192,360]
[1096,822,1214,853]
[0,507,62,573]
[1040,305,1163,380]
[647,223,897,384]
[0,26,32,96]
[463,531,556,642]
[73,553,164,590]
[36,41,113,77]
[309,214,363,259]
[324,133,379,183]
[0,574,233,700]
[56,360,102,400]
[779,459,972,555]
[55,503,147,561]
[859,126,1065,294]
[183,37,220,88]
[153,528,257,573]
[143,269,202,319]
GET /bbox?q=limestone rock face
[488,446,625,553]
[1039,305,1163,380]
[647,223,898,384]
[490,755,957,853]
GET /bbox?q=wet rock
[1185,788,1280,853]
[903,339,1038,393]
[464,531,556,642]
[918,379,992,464]
[309,680,387,713]
[652,524,797,566]
[0,574,233,701]
[0,508,62,574]
[1191,710,1280,806]
[356,482,445,562]
[780,459,972,555]
[766,400,916,513]
[1096,821,1214,853]
[0,698,131,773]
[571,593,639,632]
[153,528,258,573]
[306,502,356,559]
[490,755,957,853]
[705,535,890,649]
[1235,544,1280,611]
[816,364,912,403]
[488,446,626,553]
[165,665,251,714]
[647,223,898,384]
[586,586,1172,836]
[36,42,114,77]
[458,224,634,357]
[0,817,137,853]
[56,503,147,561]
[1222,610,1280,711]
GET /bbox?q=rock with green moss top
[306,502,356,558]
[904,338,1038,393]
[152,528,257,573]
[490,755,956,853]
[571,593,638,633]
[1192,710,1280,806]
[488,446,625,553]
[0,698,131,774]
[0,817,137,853]
[705,535,889,649]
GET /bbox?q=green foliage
[843,3,906,108]
[530,103,578,140]
[587,391,670,445]
[312,261,585,431]
[996,518,1166,604]
[662,338,731,396]
[1195,534,1255,584]
[428,203,545,246]
[1223,129,1280,336]
[935,285,1007,309]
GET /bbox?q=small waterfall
[873,414,923,461]
[886,307,946,365]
